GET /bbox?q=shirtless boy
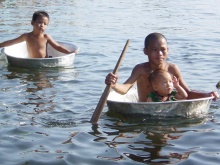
[105,32,219,102]
[0,10,77,58]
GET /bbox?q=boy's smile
[145,38,168,65]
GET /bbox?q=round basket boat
[107,89,213,118]
[1,41,78,68]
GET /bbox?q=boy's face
[144,38,169,65]
[152,72,173,95]
[31,16,49,33]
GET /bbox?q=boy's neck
[31,31,43,37]
[149,62,167,71]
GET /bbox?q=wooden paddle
[90,39,130,124]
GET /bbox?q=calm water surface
[0,0,220,165]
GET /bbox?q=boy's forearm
[112,83,131,95]
[0,41,10,48]
[176,85,188,98]
[56,46,71,54]
[187,90,210,99]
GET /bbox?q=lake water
[0,0,220,164]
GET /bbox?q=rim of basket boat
[107,96,214,104]
[1,49,75,60]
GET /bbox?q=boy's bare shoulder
[167,62,179,70]
[167,62,181,76]
[133,62,150,75]
[19,33,29,39]
[43,33,52,39]
[167,62,178,67]
[134,62,149,69]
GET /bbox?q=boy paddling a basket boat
[0,10,77,58]
[105,32,219,102]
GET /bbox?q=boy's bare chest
[28,36,47,48]
[26,36,48,58]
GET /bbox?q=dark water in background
[0,0,220,164]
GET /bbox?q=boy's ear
[143,48,148,55]
[153,84,157,90]
[151,83,157,91]
[31,21,34,25]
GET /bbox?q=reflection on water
[5,67,56,114]
[89,117,207,164]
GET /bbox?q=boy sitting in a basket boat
[0,10,77,58]
[105,32,219,102]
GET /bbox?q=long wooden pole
[90,39,130,124]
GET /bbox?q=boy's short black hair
[144,32,167,48]
[32,10,49,22]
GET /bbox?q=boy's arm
[46,34,76,54]
[187,90,219,101]
[0,34,26,48]
[175,86,188,99]
[105,65,141,94]
[171,64,219,100]
[173,76,188,99]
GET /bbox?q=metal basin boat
[107,89,213,118]
[1,41,78,68]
